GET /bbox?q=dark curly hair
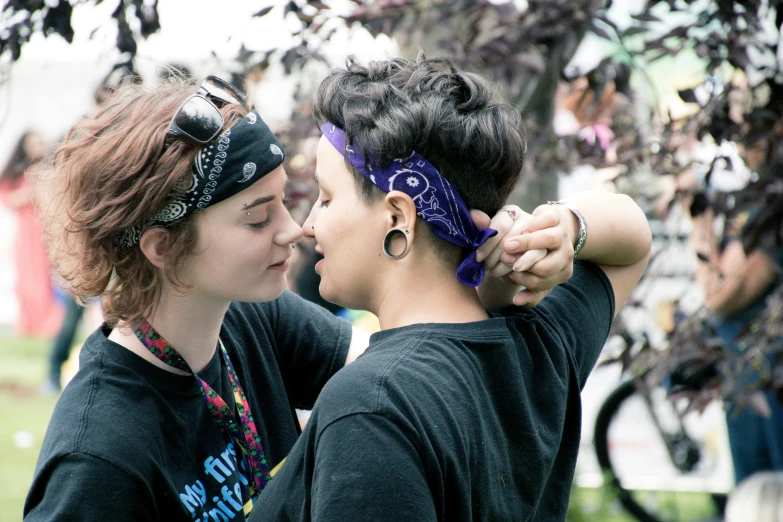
[313,53,527,261]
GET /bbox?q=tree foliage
[1,0,162,81]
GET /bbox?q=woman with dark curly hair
[253,56,651,521]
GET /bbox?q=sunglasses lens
[172,96,223,143]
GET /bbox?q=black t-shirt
[251,261,615,521]
[24,292,351,522]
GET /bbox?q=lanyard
[134,320,272,502]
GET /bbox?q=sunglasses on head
[165,75,247,147]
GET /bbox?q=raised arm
[504,191,652,316]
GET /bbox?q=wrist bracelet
[547,200,587,257]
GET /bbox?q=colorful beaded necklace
[134,320,272,504]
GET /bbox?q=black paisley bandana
[115,110,285,247]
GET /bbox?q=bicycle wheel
[594,380,726,522]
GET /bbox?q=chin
[318,281,344,308]
[248,278,287,303]
[319,279,364,311]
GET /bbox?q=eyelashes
[248,217,271,229]
[249,194,291,230]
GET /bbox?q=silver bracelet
[547,200,587,257]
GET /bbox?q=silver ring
[499,207,519,221]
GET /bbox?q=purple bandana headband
[321,123,497,286]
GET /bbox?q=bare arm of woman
[703,240,778,317]
[502,190,652,317]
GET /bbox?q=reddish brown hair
[32,79,248,327]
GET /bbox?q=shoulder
[529,260,615,324]
[313,331,467,426]
[313,335,423,418]
[41,336,173,469]
[560,260,615,305]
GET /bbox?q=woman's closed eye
[248,217,271,230]
[319,199,330,208]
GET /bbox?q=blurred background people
[0,131,62,338]
[698,213,783,483]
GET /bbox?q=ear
[384,190,418,233]
[139,227,171,270]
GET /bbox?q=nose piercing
[311,225,315,231]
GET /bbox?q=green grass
[567,486,720,522]
[0,332,719,522]
[0,333,59,522]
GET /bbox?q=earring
[290,242,296,249]
[382,229,409,260]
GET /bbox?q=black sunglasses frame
[165,76,247,147]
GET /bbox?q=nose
[277,208,304,246]
[302,205,318,241]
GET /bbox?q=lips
[270,257,290,269]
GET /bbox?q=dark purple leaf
[589,21,614,41]
[632,11,662,23]
[42,1,74,43]
[253,6,274,18]
[622,26,648,37]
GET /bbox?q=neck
[373,260,489,330]
[108,289,229,374]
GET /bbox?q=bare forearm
[557,191,652,266]
[705,250,777,316]
[705,278,745,316]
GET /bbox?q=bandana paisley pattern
[115,110,285,248]
[321,122,498,286]
[134,321,272,502]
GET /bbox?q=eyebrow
[244,195,275,210]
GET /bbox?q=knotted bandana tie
[321,122,497,286]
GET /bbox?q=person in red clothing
[0,130,63,337]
